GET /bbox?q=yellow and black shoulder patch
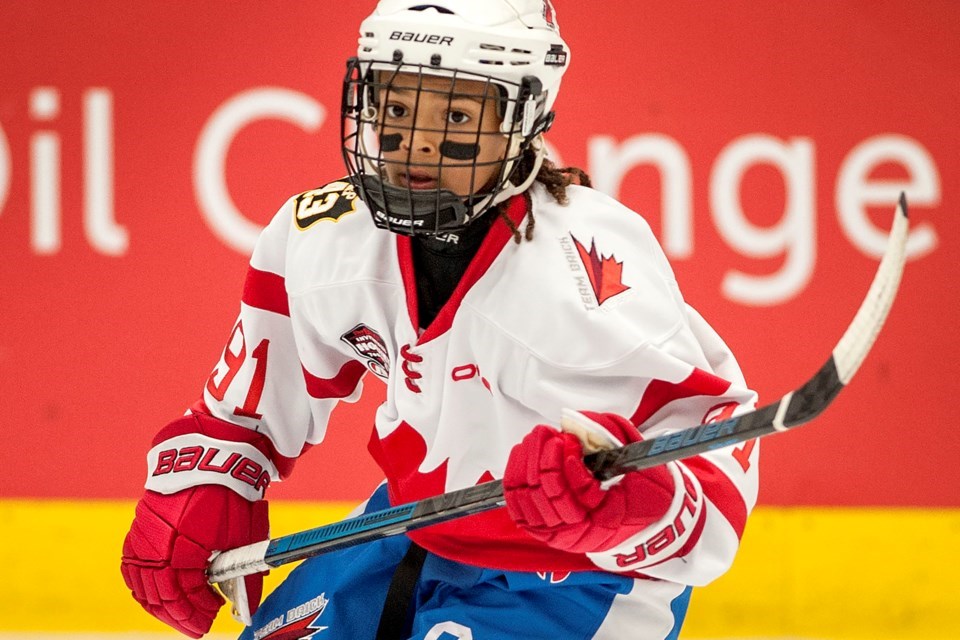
[293,179,359,230]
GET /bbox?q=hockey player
[121,2,759,639]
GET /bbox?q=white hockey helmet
[341,0,571,236]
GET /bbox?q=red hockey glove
[121,487,268,637]
[503,411,677,554]
[121,413,275,638]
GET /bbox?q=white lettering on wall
[84,89,128,256]
[19,87,128,255]
[836,134,939,260]
[193,88,325,253]
[0,120,10,219]
[30,87,61,254]
[1,85,941,305]
[589,134,693,258]
[710,135,816,306]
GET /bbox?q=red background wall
[1,1,956,506]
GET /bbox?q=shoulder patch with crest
[294,179,358,230]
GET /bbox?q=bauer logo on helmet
[388,31,454,46]
[545,44,567,67]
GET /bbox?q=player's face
[377,73,508,198]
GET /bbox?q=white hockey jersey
[195,178,759,584]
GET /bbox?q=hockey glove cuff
[121,413,274,637]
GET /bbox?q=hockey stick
[208,194,909,584]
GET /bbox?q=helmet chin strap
[467,134,545,219]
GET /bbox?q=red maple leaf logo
[571,234,630,305]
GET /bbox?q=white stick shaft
[208,539,271,583]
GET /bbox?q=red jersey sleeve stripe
[242,266,290,317]
[630,367,732,426]
[681,455,749,539]
[302,360,367,399]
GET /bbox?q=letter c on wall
[194,88,325,253]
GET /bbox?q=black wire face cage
[341,57,546,237]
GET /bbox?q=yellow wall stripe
[684,507,960,639]
[1,500,957,638]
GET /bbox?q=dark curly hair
[498,148,592,243]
